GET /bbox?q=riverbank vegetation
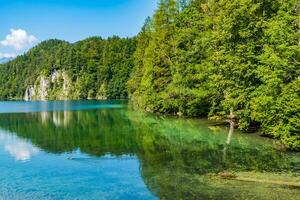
[128,0,300,150]
[0,0,299,150]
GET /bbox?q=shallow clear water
[0,100,299,200]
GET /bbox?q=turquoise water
[0,100,299,200]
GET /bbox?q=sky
[0,0,159,58]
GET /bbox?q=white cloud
[0,52,16,59]
[0,130,40,162]
[5,142,39,161]
[0,28,37,51]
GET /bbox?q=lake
[0,100,299,200]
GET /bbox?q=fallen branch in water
[216,172,300,188]
[232,176,300,187]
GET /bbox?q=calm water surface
[0,100,299,200]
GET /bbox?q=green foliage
[0,37,136,100]
[0,0,299,149]
[128,0,300,150]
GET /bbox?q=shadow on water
[0,102,299,200]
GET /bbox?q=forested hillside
[128,0,300,150]
[0,0,299,149]
[0,36,136,100]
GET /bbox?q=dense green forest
[0,0,299,149]
[128,0,300,150]
[0,36,136,99]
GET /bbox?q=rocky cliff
[24,70,71,101]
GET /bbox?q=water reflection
[0,103,299,200]
[0,130,39,161]
[0,108,298,171]
[0,100,125,114]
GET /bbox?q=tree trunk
[295,0,300,90]
[226,120,235,144]
[227,110,237,144]
[298,18,300,45]
[223,110,237,160]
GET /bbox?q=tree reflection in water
[0,108,299,200]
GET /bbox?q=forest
[0,0,299,150]
[0,37,136,100]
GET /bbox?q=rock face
[39,76,49,101]
[24,70,71,101]
[61,71,70,98]
[24,86,36,101]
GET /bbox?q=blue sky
[0,0,158,58]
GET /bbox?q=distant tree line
[0,36,136,99]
